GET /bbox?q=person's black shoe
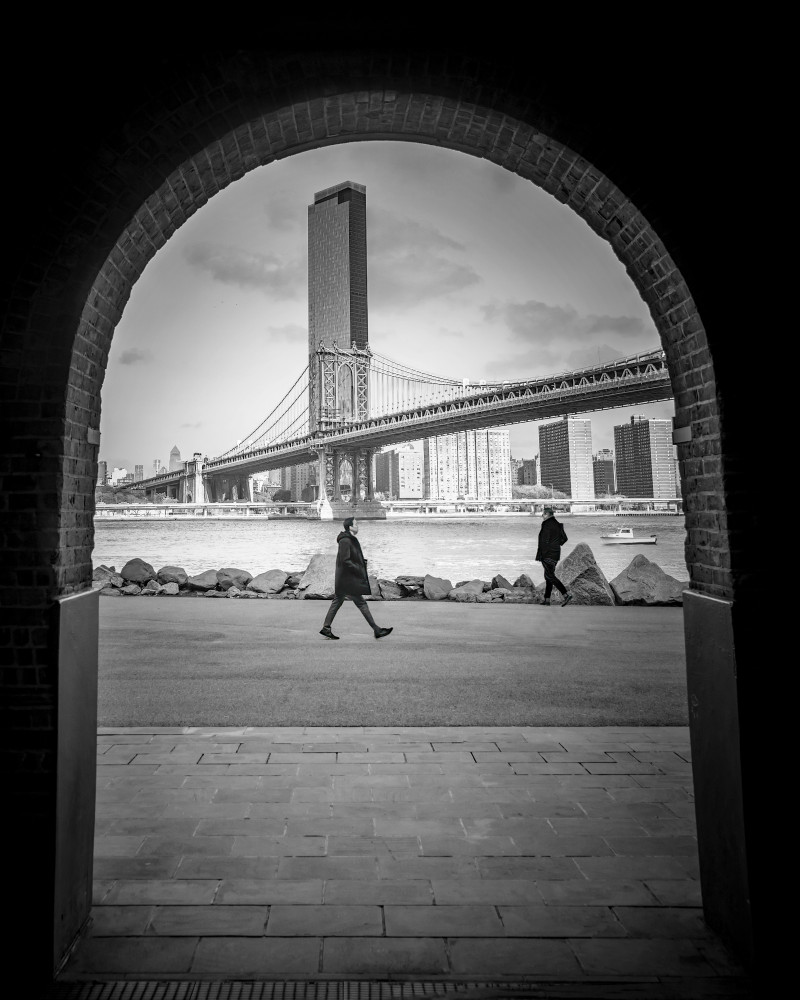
[541,599,551,606]
[561,593,574,607]
[319,627,340,639]
[374,627,393,639]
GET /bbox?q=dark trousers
[323,593,378,630]
[541,558,568,599]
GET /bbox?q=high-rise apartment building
[593,448,616,496]
[510,457,524,484]
[153,459,161,476]
[613,416,677,498]
[423,429,511,500]
[281,463,318,502]
[134,464,144,482]
[308,181,368,356]
[539,417,595,500]
[519,458,538,486]
[375,448,424,499]
[97,460,108,485]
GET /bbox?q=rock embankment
[93,549,689,606]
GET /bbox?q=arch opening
[4,61,754,980]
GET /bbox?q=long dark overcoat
[535,516,568,561]
[334,530,371,597]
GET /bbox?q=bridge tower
[307,181,383,518]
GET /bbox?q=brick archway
[2,48,757,981]
[70,94,717,596]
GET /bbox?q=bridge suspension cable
[214,365,310,459]
[368,350,471,417]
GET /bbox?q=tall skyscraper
[538,417,595,500]
[134,464,144,482]
[614,416,677,498]
[97,460,108,485]
[153,459,160,476]
[423,429,511,500]
[593,448,616,496]
[307,181,369,434]
[168,446,182,472]
[308,181,368,356]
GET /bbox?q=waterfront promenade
[50,604,749,994]
[97,602,689,727]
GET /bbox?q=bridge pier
[310,445,384,520]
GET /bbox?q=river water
[93,514,688,585]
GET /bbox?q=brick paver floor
[58,726,750,993]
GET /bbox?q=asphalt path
[98,597,688,727]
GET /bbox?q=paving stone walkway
[58,726,750,994]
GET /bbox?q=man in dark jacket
[320,517,394,639]
[535,506,574,606]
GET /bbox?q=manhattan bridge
[127,182,673,515]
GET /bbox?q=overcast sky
[100,141,673,473]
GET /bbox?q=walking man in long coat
[535,506,574,606]
[320,517,394,640]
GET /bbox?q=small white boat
[600,526,657,544]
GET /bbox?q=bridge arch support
[3,42,758,978]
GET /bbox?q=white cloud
[184,243,305,298]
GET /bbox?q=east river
[92,513,688,586]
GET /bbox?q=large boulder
[157,565,188,587]
[505,588,537,604]
[449,589,478,603]
[120,558,156,585]
[217,567,253,591]
[365,574,383,601]
[93,565,123,588]
[514,573,535,589]
[396,575,425,588]
[187,570,219,591]
[492,574,514,590]
[535,543,615,605]
[298,553,336,599]
[141,580,163,596]
[452,579,485,597]
[378,578,404,600]
[610,555,688,606]
[284,573,304,589]
[424,574,453,601]
[120,584,142,596]
[248,569,289,594]
[161,582,180,596]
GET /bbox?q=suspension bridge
[128,345,672,514]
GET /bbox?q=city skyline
[99,142,673,470]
